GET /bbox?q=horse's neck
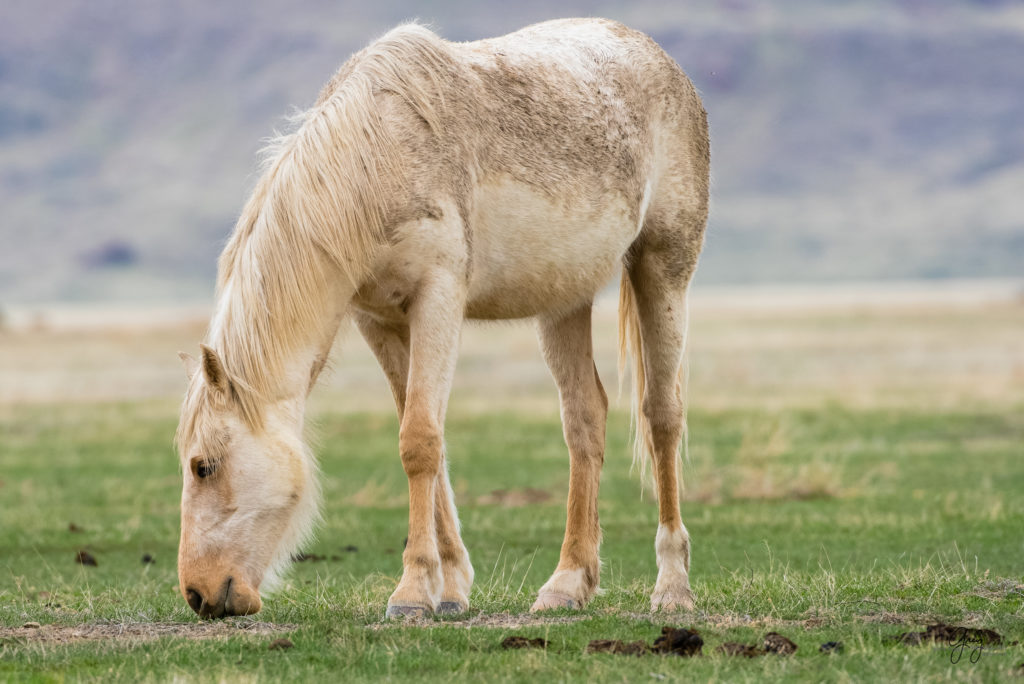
[209,274,350,409]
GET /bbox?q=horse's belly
[465,178,643,320]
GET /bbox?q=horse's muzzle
[183,576,261,619]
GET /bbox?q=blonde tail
[618,269,652,484]
[617,268,690,493]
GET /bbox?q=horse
[175,17,709,619]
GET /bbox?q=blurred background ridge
[1,0,1023,303]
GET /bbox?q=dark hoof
[436,601,466,615]
[385,604,429,619]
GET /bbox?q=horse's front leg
[531,304,607,611]
[384,274,465,618]
[355,313,473,615]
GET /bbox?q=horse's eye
[191,458,216,480]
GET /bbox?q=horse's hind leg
[531,304,607,611]
[355,312,473,616]
[626,212,705,612]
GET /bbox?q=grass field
[1,284,1023,682]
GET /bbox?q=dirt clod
[764,632,798,655]
[23,622,41,629]
[652,626,703,657]
[895,623,1002,646]
[715,642,764,657]
[501,635,548,650]
[268,638,294,650]
[141,553,154,564]
[68,523,84,533]
[586,639,650,656]
[476,488,552,507]
[820,641,844,654]
[75,550,97,566]
[291,552,325,562]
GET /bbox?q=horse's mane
[204,24,452,430]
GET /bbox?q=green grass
[1,401,1023,682]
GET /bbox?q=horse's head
[175,345,318,619]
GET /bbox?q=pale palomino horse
[175,18,708,619]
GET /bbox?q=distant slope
[1,0,1022,302]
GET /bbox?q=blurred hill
[1,0,1022,302]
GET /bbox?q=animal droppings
[343,545,359,552]
[68,523,84,533]
[23,622,41,629]
[291,552,326,562]
[268,638,294,650]
[652,626,703,657]
[501,635,548,650]
[764,632,798,655]
[141,553,155,564]
[819,641,844,654]
[75,550,97,566]
[585,626,702,657]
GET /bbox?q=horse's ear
[178,351,199,381]
[199,344,230,394]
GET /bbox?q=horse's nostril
[185,588,204,614]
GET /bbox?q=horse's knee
[399,416,442,478]
[563,391,607,463]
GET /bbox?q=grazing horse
[175,18,708,619]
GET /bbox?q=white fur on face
[179,395,320,594]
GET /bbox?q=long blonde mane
[204,24,452,429]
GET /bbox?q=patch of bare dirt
[0,621,294,645]
[858,611,926,625]
[366,611,587,630]
[971,579,1024,601]
[661,612,801,630]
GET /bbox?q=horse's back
[351,20,707,321]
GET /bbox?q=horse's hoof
[436,601,466,615]
[385,604,430,619]
[529,592,578,612]
[650,590,695,612]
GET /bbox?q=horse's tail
[617,268,653,484]
[617,267,690,491]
